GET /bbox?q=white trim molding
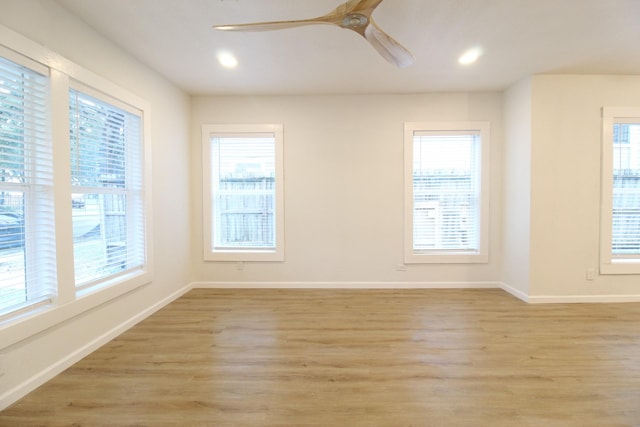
[498,282,530,302]
[526,294,640,304]
[600,107,640,275]
[403,121,491,264]
[201,123,285,262]
[192,281,501,289]
[498,282,640,304]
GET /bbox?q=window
[69,86,146,288]
[0,30,152,346]
[601,107,640,274]
[0,52,56,317]
[202,124,284,261]
[404,122,490,263]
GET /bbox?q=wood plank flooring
[2,288,640,426]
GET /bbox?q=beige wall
[191,93,503,285]
[502,78,532,297]
[0,0,192,405]
[529,75,640,300]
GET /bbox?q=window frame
[0,25,153,348]
[0,46,56,318]
[202,123,285,262]
[68,82,148,290]
[600,107,640,275]
[403,121,490,264]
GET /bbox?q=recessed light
[458,47,482,65]
[217,51,238,68]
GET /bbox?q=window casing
[601,107,640,274]
[202,124,284,261]
[0,51,56,318]
[404,122,490,263]
[69,86,146,289]
[0,29,152,347]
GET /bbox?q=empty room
[1,0,640,425]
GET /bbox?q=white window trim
[202,123,284,262]
[600,107,640,275]
[0,24,153,349]
[403,121,490,264]
[68,82,148,290]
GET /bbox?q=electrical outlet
[586,268,596,281]
[395,264,407,272]
[236,261,244,271]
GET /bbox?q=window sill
[204,249,284,262]
[404,252,488,264]
[0,269,152,350]
[600,260,640,275]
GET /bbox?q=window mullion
[51,69,75,304]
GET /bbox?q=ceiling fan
[213,0,414,68]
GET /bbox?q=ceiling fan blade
[215,0,387,33]
[214,18,328,32]
[364,19,414,68]
[346,0,385,13]
[214,0,415,68]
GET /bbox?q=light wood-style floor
[2,288,640,426]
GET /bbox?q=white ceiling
[54,0,640,95]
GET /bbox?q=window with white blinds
[601,108,640,274]
[0,54,56,317]
[404,122,490,263]
[0,33,152,343]
[69,87,146,288]
[202,124,284,261]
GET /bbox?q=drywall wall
[502,78,532,297]
[0,0,191,407]
[529,74,640,300]
[191,93,503,286]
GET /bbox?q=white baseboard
[194,281,640,304]
[526,294,640,303]
[0,284,192,411]
[497,281,640,304]
[192,281,501,289]
[497,282,530,302]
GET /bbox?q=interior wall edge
[498,281,530,303]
